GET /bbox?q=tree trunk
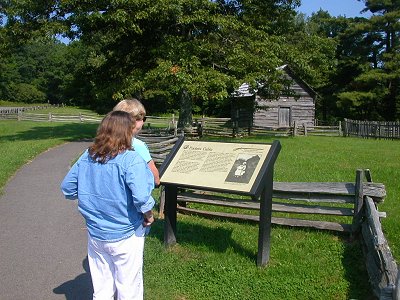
[177,89,193,128]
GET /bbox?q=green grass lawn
[0,100,51,107]
[144,214,372,300]
[249,135,400,260]
[0,100,103,115]
[0,120,98,192]
[0,115,398,299]
[144,135,399,300]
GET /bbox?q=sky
[297,0,371,18]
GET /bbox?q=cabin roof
[232,65,317,99]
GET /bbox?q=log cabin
[232,65,317,128]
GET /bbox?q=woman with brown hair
[61,110,155,300]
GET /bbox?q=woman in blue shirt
[61,110,155,300]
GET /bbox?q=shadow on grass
[341,236,376,300]
[0,123,98,142]
[268,225,375,299]
[150,214,376,298]
[149,217,257,263]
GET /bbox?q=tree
[2,0,336,124]
[0,37,77,104]
[334,0,400,120]
[297,4,400,122]
[304,12,366,121]
[46,0,296,119]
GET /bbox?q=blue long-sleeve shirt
[61,149,155,242]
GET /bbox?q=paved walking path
[0,141,93,300]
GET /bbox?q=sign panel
[160,140,273,194]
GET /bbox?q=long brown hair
[89,111,134,163]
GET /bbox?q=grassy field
[0,101,103,115]
[0,113,398,299]
[0,101,51,107]
[0,120,98,192]
[243,135,400,260]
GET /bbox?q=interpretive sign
[160,139,278,196]
[160,137,281,267]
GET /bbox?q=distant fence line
[7,111,400,140]
[18,112,103,123]
[0,111,179,132]
[0,111,343,138]
[344,118,400,140]
[195,117,342,138]
[0,104,61,115]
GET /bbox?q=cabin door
[278,107,291,127]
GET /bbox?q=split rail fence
[3,110,400,141]
[0,105,60,119]
[0,110,178,130]
[195,117,342,138]
[152,142,398,300]
[0,110,342,138]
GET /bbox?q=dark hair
[89,111,134,163]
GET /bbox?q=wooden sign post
[159,137,280,267]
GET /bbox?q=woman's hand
[143,211,155,227]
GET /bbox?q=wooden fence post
[395,268,400,300]
[247,115,252,136]
[234,110,239,136]
[293,121,297,136]
[352,169,364,234]
[304,124,307,136]
[338,121,342,136]
[158,185,165,219]
[199,118,204,137]
[48,112,52,121]
[364,169,372,183]
[257,167,274,267]
[164,185,178,246]
[174,120,178,137]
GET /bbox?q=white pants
[87,232,145,300]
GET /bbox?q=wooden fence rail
[17,112,103,123]
[196,118,342,138]
[138,132,179,165]
[6,110,400,140]
[0,104,60,115]
[1,110,344,137]
[304,124,343,137]
[162,170,386,233]
[362,196,399,299]
[0,111,177,128]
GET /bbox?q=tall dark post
[352,169,364,235]
[177,89,193,129]
[164,185,178,246]
[257,167,274,267]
